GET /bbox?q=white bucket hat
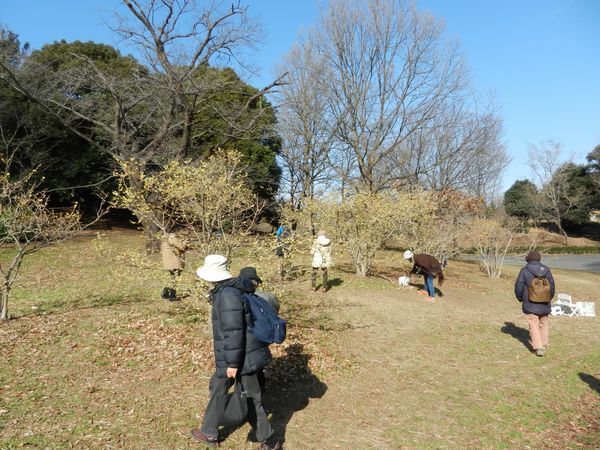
[403,250,414,260]
[196,254,232,282]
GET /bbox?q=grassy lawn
[1,230,598,449]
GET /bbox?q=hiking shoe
[190,428,218,447]
[425,297,435,302]
[161,287,170,299]
[257,442,281,450]
[535,348,545,357]
[417,290,428,295]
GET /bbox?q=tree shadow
[543,221,600,242]
[574,222,600,242]
[501,321,532,351]
[262,343,328,446]
[282,265,307,281]
[333,263,357,274]
[578,373,600,394]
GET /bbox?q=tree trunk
[356,258,369,277]
[124,161,162,254]
[1,289,9,320]
[556,220,569,245]
[143,218,161,254]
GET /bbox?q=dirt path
[275,269,600,449]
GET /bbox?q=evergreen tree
[503,179,538,221]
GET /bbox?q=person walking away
[514,251,555,356]
[403,250,445,302]
[310,230,333,292]
[192,255,280,450]
[239,267,280,313]
[275,225,291,279]
[239,266,280,391]
[160,231,188,301]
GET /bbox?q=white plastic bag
[576,302,596,317]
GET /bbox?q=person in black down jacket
[191,255,280,450]
[514,251,556,357]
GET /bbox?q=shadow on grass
[160,305,208,325]
[310,276,344,294]
[327,277,343,289]
[281,265,308,282]
[501,321,532,352]
[8,294,146,320]
[578,373,600,394]
[217,344,327,446]
[543,221,600,242]
[262,344,327,446]
[407,282,444,298]
[334,263,358,274]
[88,294,143,309]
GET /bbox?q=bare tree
[418,100,508,203]
[307,0,467,193]
[470,218,514,278]
[527,140,576,244]
[0,1,285,249]
[276,37,334,210]
[114,0,286,157]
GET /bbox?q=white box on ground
[576,302,596,317]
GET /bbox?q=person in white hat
[310,230,333,292]
[403,250,444,302]
[191,255,280,450]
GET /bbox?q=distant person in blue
[275,225,290,256]
[275,225,286,240]
[514,251,556,357]
[275,225,291,279]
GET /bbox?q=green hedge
[462,246,600,255]
[508,246,600,255]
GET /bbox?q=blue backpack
[243,293,286,344]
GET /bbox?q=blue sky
[2,0,599,193]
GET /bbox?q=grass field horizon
[1,229,598,448]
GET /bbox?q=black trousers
[201,371,272,442]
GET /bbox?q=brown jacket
[411,254,442,277]
[161,233,187,270]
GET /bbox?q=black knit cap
[239,266,262,284]
[525,251,541,262]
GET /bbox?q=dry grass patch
[1,229,598,449]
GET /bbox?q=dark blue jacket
[514,261,555,315]
[210,277,272,378]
